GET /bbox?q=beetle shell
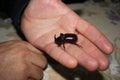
[63,33,78,44]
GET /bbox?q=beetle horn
[60,33,63,35]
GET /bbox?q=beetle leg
[63,43,66,50]
[54,34,57,40]
[74,43,82,48]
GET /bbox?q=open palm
[21,0,113,71]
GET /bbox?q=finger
[76,17,113,54]
[28,63,43,80]
[77,34,109,70]
[44,42,78,68]
[25,51,47,69]
[65,44,99,71]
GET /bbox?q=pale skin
[0,40,47,80]
[21,0,113,71]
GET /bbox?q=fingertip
[105,43,114,54]
[98,58,110,71]
[99,37,114,54]
[59,56,78,69]
[67,58,78,69]
[86,60,99,71]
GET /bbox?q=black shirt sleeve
[0,0,29,26]
[0,0,30,40]
[12,0,30,40]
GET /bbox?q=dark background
[62,0,87,3]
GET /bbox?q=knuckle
[8,48,29,60]
[6,40,31,49]
[11,40,30,47]
[19,64,28,72]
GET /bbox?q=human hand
[21,0,113,71]
[0,40,47,80]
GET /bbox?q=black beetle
[54,33,80,49]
